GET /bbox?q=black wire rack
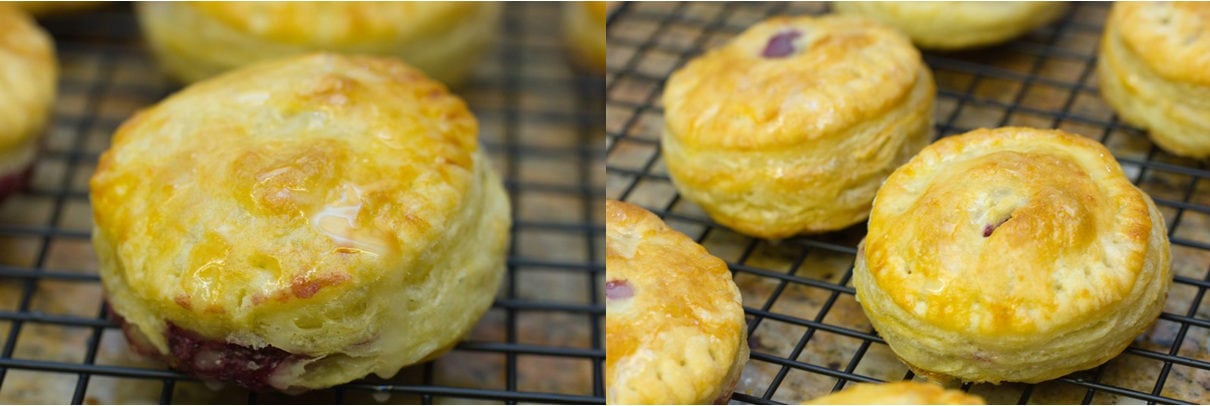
[0,2,604,404]
[607,2,1210,404]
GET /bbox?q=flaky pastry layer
[661,15,933,239]
[135,2,500,86]
[803,381,985,405]
[0,5,56,153]
[855,127,1171,383]
[834,2,1066,50]
[562,2,606,74]
[1098,2,1210,158]
[605,200,748,404]
[91,53,511,391]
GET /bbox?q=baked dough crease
[605,200,748,404]
[662,15,934,239]
[855,127,1171,384]
[91,53,510,392]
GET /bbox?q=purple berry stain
[982,215,1012,238]
[165,323,302,391]
[605,279,634,300]
[762,30,802,58]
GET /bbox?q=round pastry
[1098,2,1210,158]
[803,381,985,405]
[90,53,511,391]
[833,2,1067,51]
[562,2,606,74]
[661,15,934,239]
[605,200,748,404]
[135,2,501,86]
[854,127,1171,384]
[0,5,55,200]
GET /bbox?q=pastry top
[662,15,924,150]
[187,2,486,47]
[833,2,1066,50]
[605,200,746,403]
[0,4,56,151]
[91,53,480,342]
[1110,2,1210,86]
[864,127,1156,337]
[803,381,985,405]
[835,2,1058,26]
[587,1,607,22]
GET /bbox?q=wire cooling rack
[607,2,1210,405]
[0,2,604,404]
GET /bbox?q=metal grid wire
[0,2,604,404]
[607,2,1210,404]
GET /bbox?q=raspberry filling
[605,279,634,300]
[982,215,1013,238]
[0,165,33,200]
[166,323,303,391]
[113,313,305,391]
[762,30,802,58]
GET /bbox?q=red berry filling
[982,215,1013,238]
[165,323,303,391]
[605,279,634,300]
[112,311,305,391]
[762,30,802,58]
[0,165,33,201]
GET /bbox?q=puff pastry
[605,200,748,404]
[91,53,511,391]
[834,2,1067,51]
[0,5,55,199]
[803,381,985,405]
[661,15,934,239]
[1098,2,1210,158]
[562,2,606,74]
[854,127,1171,383]
[135,2,501,86]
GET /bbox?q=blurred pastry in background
[136,2,501,86]
[11,1,107,18]
[661,15,933,239]
[803,381,985,405]
[562,1,606,74]
[90,53,511,392]
[855,127,1170,383]
[1098,2,1210,158]
[0,5,56,200]
[605,200,748,404]
[833,2,1067,51]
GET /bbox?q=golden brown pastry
[605,200,748,404]
[11,1,106,17]
[833,2,1067,51]
[0,5,55,200]
[91,53,511,392]
[803,381,985,405]
[135,2,501,86]
[1098,2,1210,158]
[854,127,1171,384]
[661,15,934,239]
[562,2,606,74]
